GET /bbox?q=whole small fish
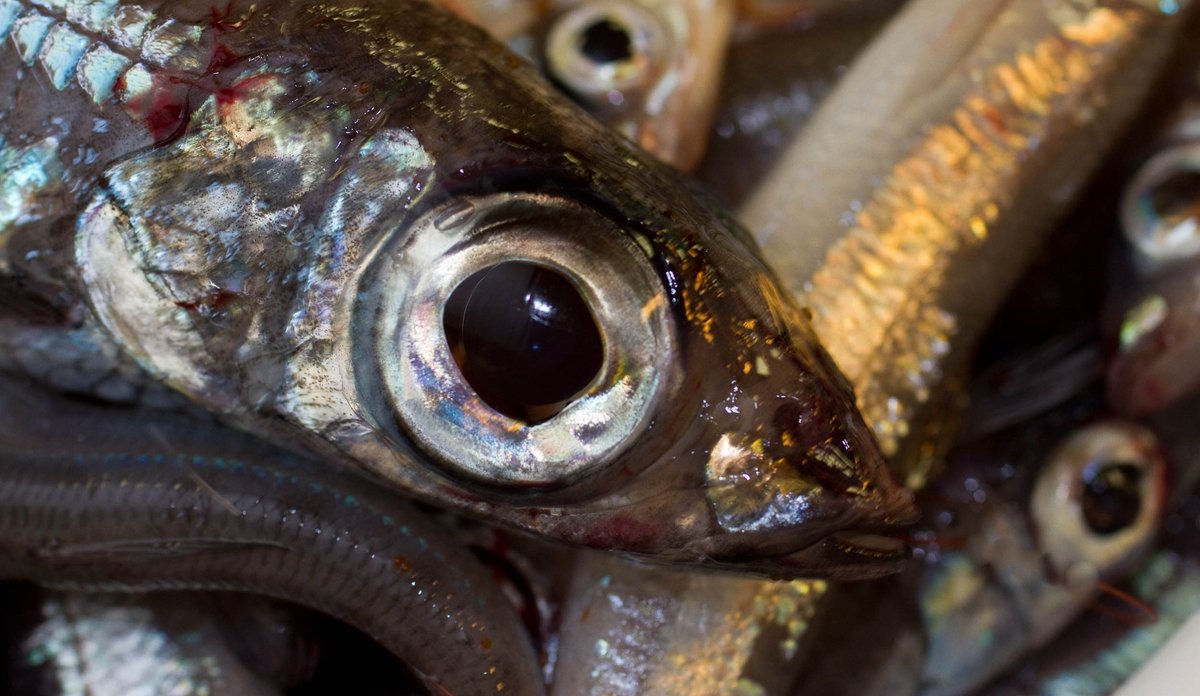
[0,0,915,578]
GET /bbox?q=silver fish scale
[0,1,217,403]
[0,0,210,105]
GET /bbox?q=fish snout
[697,399,917,577]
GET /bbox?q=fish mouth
[683,524,914,580]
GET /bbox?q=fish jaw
[488,276,918,579]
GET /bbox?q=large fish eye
[1030,421,1165,577]
[358,193,676,488]
[1121,142,1200,262]
[544,1,668,107]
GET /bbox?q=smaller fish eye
[1030,421,1165,577]
[442,262,604,424]
[1121,142,1200,262]
[544,2,665,99]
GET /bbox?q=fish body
[0,374,547,695]
[6,590,283,696]
[741,0,1197,486]
[545,2,1197,693]
[0,0,913,577]
[1106,40,1200,417]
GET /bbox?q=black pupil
[443,262,603,424]
[1081,461,1145,535]
[1149,170,1200,227]
[580,19,633,64]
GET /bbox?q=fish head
[918,400,1167,693]
[70,0,912,578]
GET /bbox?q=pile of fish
[2,0,1200,693]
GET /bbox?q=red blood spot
[216,74,276,112]
[485,532,511,583]
[119,74,193,146]
[206,42,241,74]
[174,289,239,314]
[585,514,656,550]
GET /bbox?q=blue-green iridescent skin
[981,541,1200,695]
[0,0,916,577]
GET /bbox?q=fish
[698,0,900,207]
[0,373,547,695]
[539,0,736,171]
[979,501,1200,695]
[3,589,285,696]
[1105,48,1200,417]
[0,0,915,577]
[545,2,1199,694]
[739,0,1196,487]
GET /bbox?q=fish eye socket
[442,261,604,425]
[359,193,675,488]
[544,2,667,98]
[1121,142,1200,262]
[1030,421,1164,577]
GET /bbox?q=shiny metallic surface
[741,0,1194,487]
[0,0,914,576]
[367,192,675,486]
[16,592,281,696]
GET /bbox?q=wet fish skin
[740,0,1197,488]
[550,2,1198,693]
[0,374,547,695]
[0,0,914,576]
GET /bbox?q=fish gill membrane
[0,373,546,695]
[0,0,915,577]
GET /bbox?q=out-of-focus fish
[540,0,735,170]
[0,0,914,577]
[699,1,900,207]
[979,495,1200,695]
[439,0,547,43]
[740,0,1196,486]
[546,1,1196,693]
[6,590,283,696]
[1106,55,1200,416]
[917,406,1170,695]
